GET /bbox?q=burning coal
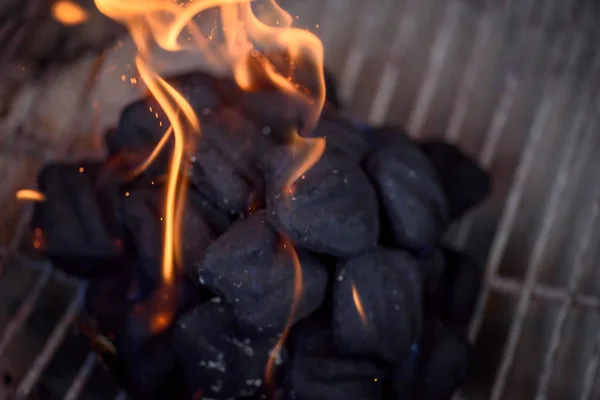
[17,1,492,399]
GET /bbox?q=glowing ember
[351,283,368,328]
[16,189,46,202]
[51,0,90,26]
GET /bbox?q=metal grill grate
[1,0,600,398]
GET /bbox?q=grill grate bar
[408,0,462,137]
[15,284,86,399]
[489,31,586,400]
[451,1,545,249]
[467,25,571,341]
[533,59,600,400]
[488,277,600,311]
[445,0,504,142]
[0,264,51,359]
[62,352,97,400]
[581,330,600,400]
[338,0,394,104]
[367,0,418,125]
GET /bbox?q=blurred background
[0,0,600,399]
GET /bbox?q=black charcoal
[199,211,328,333]
[418,250,446,300]
[362,125,411,150]
[109,98,171,177]
[235,89,313,140]
[112,330,185,400]
[190,108,271,215]
[312,113,370,163]
[324,69,341,111]
[174,303,279,399]
[385,344,421,399]
[365,137,448,249]
[84,261,137,333]
[264,146,379,257]
[332,248,422,363]
[416,323,470,400]
[286,313,386,400]
[30,162,124,277]
[420,141,490,220]
[121,186,216,284]
[434,248,482,328]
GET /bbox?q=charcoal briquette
[332,248,422,363]
[235,89,313,140]
[434,248,482,328]
[109,98,172,176]
[189,108,271,215]
[264,146,379,257]
[30,162,124,277]
[121,186,217,284]
[174,303,280,399]
[365,137,448,249]
[199,211,328,333]
[312,112,371,163]
[286,313,387,400]
[112,329,186,400]
[416,323,470,400]
[419,141,490,220]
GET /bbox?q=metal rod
[367,0,419,125]
[338,0,395,105]
[467,29,567,342]
[317,0,345,53]
[487,277,600,310]
[62,352,97,400]
[0,264,51,358]
[445,6,496,143]
[490,31,586,400]
[581,330,600,400]
[408,0,462,137]
[534,58,600,400]
[15,284,86,398]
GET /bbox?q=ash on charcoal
[365,135,448,249]
[31,162,124,277]
[434,248,482,328]
[332,248,422,363]
[285,312,387,400]
[174,303,280,399]
[414,322,470,400]
[120,185,217,284]
[199,211,328,333]
[264,146,379,257]
[419,141,490,220]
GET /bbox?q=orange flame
[94,0,327,375]
[264,238,303,391]
[16,189,46,202]
[52,1,90,26]
[351,283,368,328]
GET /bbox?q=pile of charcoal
[27,68,490,400]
